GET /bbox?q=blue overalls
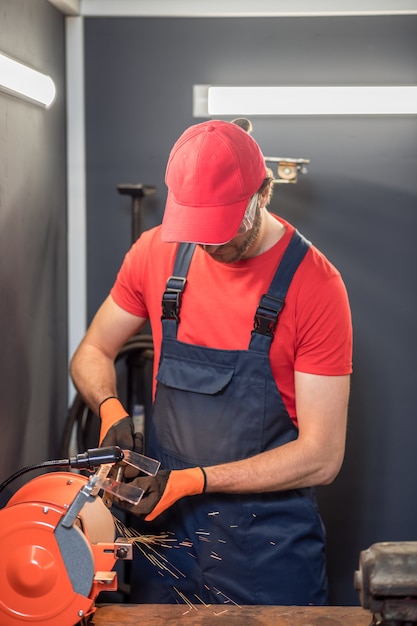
[131,231,328,606]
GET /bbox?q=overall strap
[249,230,311,353]
[161,243,196,338]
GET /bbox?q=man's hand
[120,467,206,521]
[101,416,143,452]
[99,397,143,478]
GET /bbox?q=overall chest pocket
[152,354,267,466]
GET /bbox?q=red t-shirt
[111,216,353,426]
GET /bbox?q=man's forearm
[70,343,119,415]
[204,436,344,495]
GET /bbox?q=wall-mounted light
[0,52,56,108]
[193,85,417,116]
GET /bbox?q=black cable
[0,447,124,495]
[0,459,64,494]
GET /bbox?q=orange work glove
[99,397,143,478]
[99,396,130,444]
[120,467,207,521]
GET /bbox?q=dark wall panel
[0,0,67,496]
[84,16,417,605]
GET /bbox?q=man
[70,120,352,606]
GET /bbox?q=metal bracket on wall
[264,156,310,184]
[231,118,310,185]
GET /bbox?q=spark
[112,516,185,578]
[173,587,198,611]
[112,516,241,613]
[213,586,242,608]
[112,516,176,548]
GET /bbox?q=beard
[231,205,263,261]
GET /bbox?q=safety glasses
[235,193,259,237]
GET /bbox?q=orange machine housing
[0,471,121,626]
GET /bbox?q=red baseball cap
[161,120,267,245]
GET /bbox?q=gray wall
[1,1,414,610]
[0,0,67,497]
[84,15,417,605]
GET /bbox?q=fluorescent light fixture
[79,0,417,17]
[193,85,417,116]
[0,52,56,108]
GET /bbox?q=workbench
[92,604,371,625]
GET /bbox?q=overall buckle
[252,294,284,338]
[161,276,187,321]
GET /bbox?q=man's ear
[259,180,274,207]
